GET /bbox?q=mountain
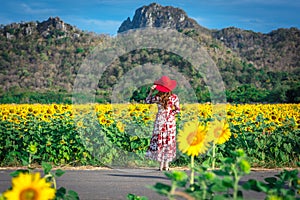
[0,4,299,103]
[118,3,208,33]
[119,3,300,73]
[212,27,300,71]
[0,17,105,94]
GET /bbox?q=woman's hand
[151,85,157,90]
[146,85,156,103]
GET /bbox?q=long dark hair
[157,91,172,109]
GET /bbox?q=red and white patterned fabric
[145,94,180,162]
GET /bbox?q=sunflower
[218,123,232,144]
[143,116,151,121]
[209,121,231,144]
[105,118,113,127]
[210,121,222,139]
[177,121,210,157]
[28,143,38,155]
[98,115,107,125]
[3,172,56,200]
[116,121,125,133]
[76,120,85,128]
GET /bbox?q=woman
[145,75,180,171]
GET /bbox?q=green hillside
[0,4,299,104]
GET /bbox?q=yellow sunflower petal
[177,121,210,157]
[217,122,231,145]
[4,172,56,200]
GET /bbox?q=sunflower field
[0,103,299,168]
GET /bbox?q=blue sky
[1,0,299,36]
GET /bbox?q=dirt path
[0,167,298,200]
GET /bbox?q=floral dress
[145,94,180,162]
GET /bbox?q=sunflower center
[187,131,204,146]
[213,127,222,138]
[20,188,38,200]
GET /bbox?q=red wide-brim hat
[154,76,177,92]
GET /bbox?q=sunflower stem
[232,164,239,200]
[169,181,176,200]
[190,155,195,191]
[44,174,57,190]
[28,153,32,171]
[201,180,207,200]
[52,177,57,190]
[212,142,216,170]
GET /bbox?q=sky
[0,0,299,36]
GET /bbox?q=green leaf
[67,190,80,200]
[264,177,277,184]
[222,176,234,188]
[204,172,216,181]
[32,155,40,160]
[238,159,251,174]
[55,169,65,177]
[211,179,228,192]
[10,169,29,177]
[21,157,29,166]
[165,171,188,182]
[242,179,269,193]
[241,181,252,190]
[147,183,171,196]
[129,136,139,141]
[235,149,245,157]
[42,161,52,174]
[223,157,234,164]
[127,193,149,200]
[214,170,229,176]
[56,187,67,198]
[277,135,282,144]
[283,143,292,153]
[280,151,287,162]
[130,142,140,150]
[261,151,265,160]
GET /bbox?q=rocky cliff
[118,3,208,33]
[2,17,82,40]
[212,27,300,71]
